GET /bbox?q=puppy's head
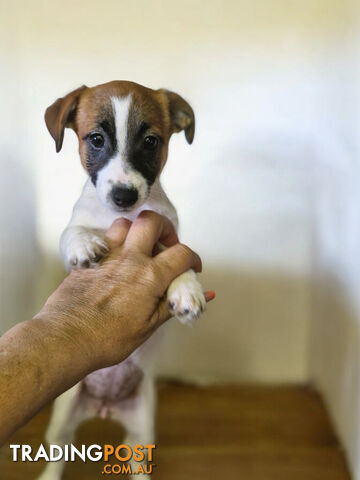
[45,81,195,211]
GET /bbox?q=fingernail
[205,291,216,301]
[114,217,132,226]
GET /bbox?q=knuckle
[144,263,160,284]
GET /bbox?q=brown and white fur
[37,81,205,480]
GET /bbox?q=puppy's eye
[143,135,158,150]
[89,133,104,149]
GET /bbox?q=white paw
[60,226,108,270]
[167,270,206,324]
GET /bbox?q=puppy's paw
[167,270,206,324]
[60,226,108,270]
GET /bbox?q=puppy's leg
[167,269,206,324]
[60,226,108,270]
[36,384,88,480]
[112,376,156,479]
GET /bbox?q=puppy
[37,81,205,480]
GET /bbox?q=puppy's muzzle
[111,184,138,208]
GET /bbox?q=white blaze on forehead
[112,95,132,156]
[95,94,149,211]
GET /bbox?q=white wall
[0,20,37,333]
[305,15,360,480]
[310,167,360,479]
[4,0,331,383]
[1,0,359,473]
[309,139,360,480]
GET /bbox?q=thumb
[148,297,172,327]
[154,243,202,289]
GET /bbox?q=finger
[148,297,172,326]
[158,222,179,248]
[105,218,132,249]
[154,243,202,287]
[124,210,178,255]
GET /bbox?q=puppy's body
[61,177,178,270]
[38,82,204,480]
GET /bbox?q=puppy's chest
[76,179,178,231]
[82,360,143,402]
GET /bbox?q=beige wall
[1,6,359,471]
[2,0,360,475]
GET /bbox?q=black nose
[111,185,138,208]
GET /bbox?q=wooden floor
[0,383,351,479]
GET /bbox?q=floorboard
[0,383,351,479]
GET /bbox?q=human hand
[37,211,214,370]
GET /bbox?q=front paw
[167,270,206,324]
[60,226,108,270]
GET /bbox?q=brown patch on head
[45,81,195,186]
[158,88,195,144]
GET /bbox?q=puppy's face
[45,81,195,211]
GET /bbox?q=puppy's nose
[111,185,138,208]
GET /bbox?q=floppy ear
[160,89,195,144]
[45,85,87,152]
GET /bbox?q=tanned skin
[0,211,214,444]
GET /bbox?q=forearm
[0,314,94,445]
[0,213,208,445]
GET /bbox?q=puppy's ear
[159,89,195,144]
[45,85,87,152]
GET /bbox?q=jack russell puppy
[37,81,205,480]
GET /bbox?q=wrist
[32,308,100,377]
